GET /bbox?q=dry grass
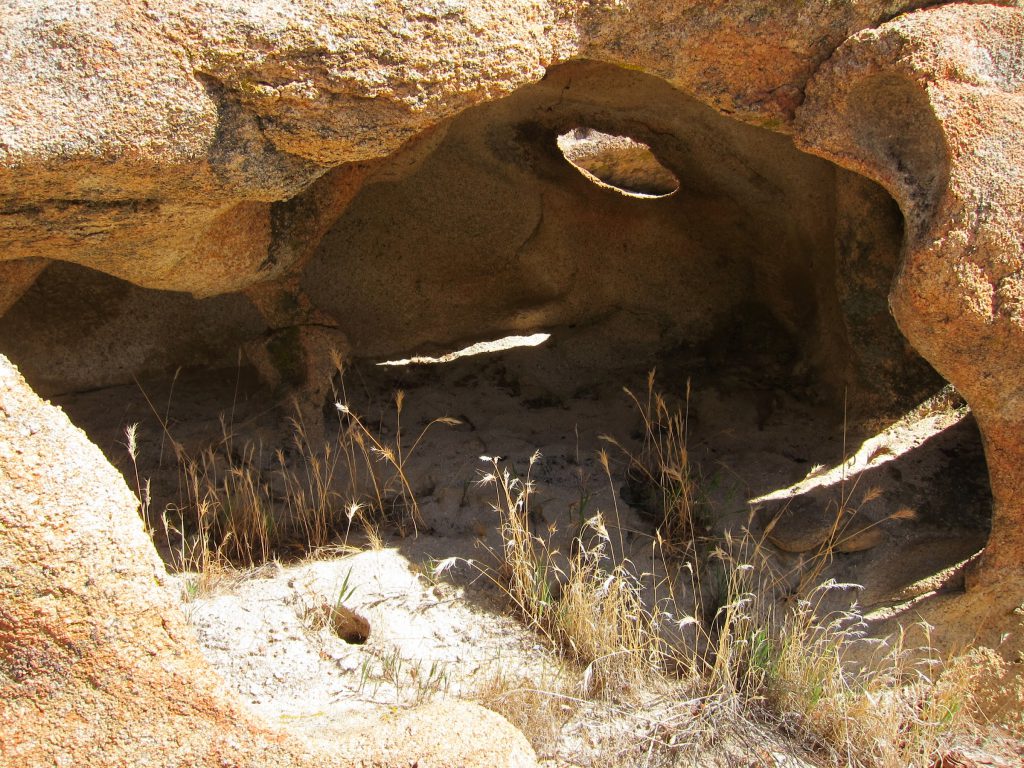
[601,370,702,551]
[475,373,985,767]
[333,387,460,537]
[700,538,984,767]
[756,608,988,767]
[476,450,674,696]
[130,372,455,593]
[473,669,578,755]
[130,367,986,765]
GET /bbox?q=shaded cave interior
[0,60,991,607]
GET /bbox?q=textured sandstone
[0,258,46,317]
[556,129,681,196]
[0,0,560,296]
[571,0,1021,128]
[2,1,1018,298]
[153,0,561,165]
[0,353,312,767]
[0,261,265,395]
[304,60,853,376]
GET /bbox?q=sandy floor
[56,329,1000,765]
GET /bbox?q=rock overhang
[2,1,1024,763]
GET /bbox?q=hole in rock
[329,604,371,645]
[556,128,680,198]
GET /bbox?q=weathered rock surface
[795,3,1024,603]
[571,0,1022,129]
[302,57,883,396]
[556,129,681,197]
[0,0,558,295]
[0,353,311,766]
[0,261,266,396]
[0,354,537,767]
[763,494,886,555]
[1,1,1016,297]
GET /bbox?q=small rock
[764,496,885,554]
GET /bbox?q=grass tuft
[130,371,454,591]
[475,374,984,766]
[128,367,987,765]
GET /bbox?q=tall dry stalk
[476,452,674,695]
[334,390,460,536]
[134,372,455,577]
[602,370,701,553]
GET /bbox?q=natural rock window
[556,128,680,198]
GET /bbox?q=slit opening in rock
[377,333,551,366]
[555,128,680,198]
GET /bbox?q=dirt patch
[52,329,1009,765]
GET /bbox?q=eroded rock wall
[0,353,319,766]
[2,1,1017,300]
[303,59,889,402]
[797,3,1024,602]
[0,262,264,396]
[1,56,937,414]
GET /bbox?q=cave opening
[6,4,1024,760]
[0,60,992,620]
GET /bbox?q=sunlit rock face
[555,128,681,198]
[796,4,1024,600]
[2,0,1024,762]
